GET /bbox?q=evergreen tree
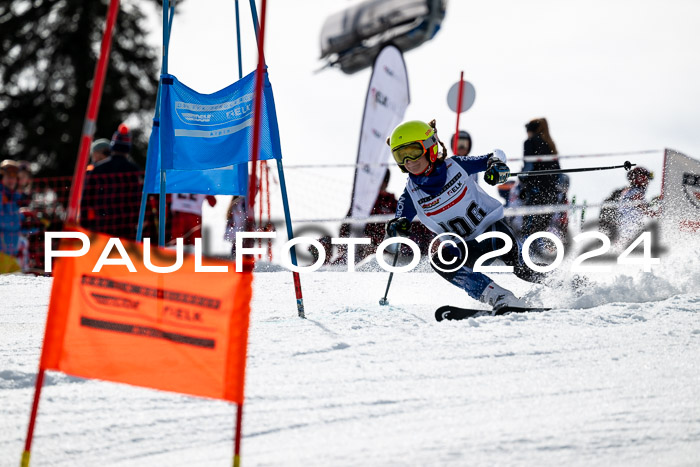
[0,0,160,175]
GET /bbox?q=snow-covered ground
[1,249,699,466]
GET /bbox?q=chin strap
[416,159,435,176]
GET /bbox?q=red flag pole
[233,402,244,467]
[21,368,46,467]
[246,0,267,223]
[22,2,120,465]
[453,71,464,155]
[66,0,121,225]
[235,0,268,464]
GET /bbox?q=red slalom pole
[21,368,45,467]
[235,0,267,462]
[453,71,464,155]
[245,0,267,267]
[246,0,267,214]
[66,0,121,225]
[22,3,121,466]
[248,0,304,317]
[265,163,271,224]
[233,403,244,467]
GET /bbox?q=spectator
[519,118,561,238]
[14,161,35,270]
[17,161,33,197]
[451,130,476,182]
[81,125,142,239]
[450,130,472,157]
[170,193,217,245]
[599,190,625,242]
[0,160,23,273]
[599,167,656,244]
[548,174,570,246]
[88,138,111,172]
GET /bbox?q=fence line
[513,149,662,163]
[282,149,664,170]
[291,199,651,225]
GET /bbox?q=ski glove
[484,156,510,186]
[386,217,411,237]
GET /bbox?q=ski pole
[379,246,400,306]
[511,160,634,177]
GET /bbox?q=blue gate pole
[235,1,248,200]
[135,127,156,241]
[137,3,174,242]
[167,2,175,35]
[136,84,161,242]
[235,0,243,79]
[157,0,171,247]
[275,159,305,317]
[248,0,260,44]
[249,0,304,317]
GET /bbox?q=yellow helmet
[387,120,440,173]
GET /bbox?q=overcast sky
[147,0,700,221]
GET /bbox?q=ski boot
[479,281,529,312]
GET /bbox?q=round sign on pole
[447,80,476,113]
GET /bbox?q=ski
[435,305,551,322]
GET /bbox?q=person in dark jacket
[81,124,142,239]
[519,118,561,238]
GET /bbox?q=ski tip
[435,305,450,322]
[435,305,484,322]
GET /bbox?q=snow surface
[1,250,700,466]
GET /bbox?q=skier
[385,120,545,310]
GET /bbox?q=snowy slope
[1,261,699,466]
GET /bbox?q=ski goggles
[391,135,438,166]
